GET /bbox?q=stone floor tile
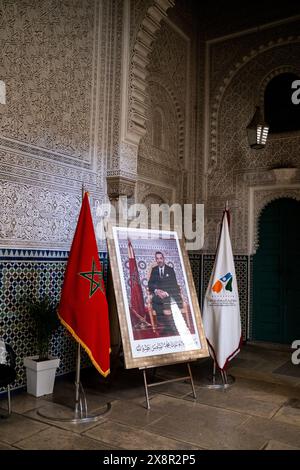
[239,416,300,448]
[106,398,167,428]
[264,440,300,450]
[147,416,266,450]
[272,405,300,427]
[231,379,300,404]
[145,395,251,448]
[16,426,118,450]
[0,393,51,414]
[187,385,281,418]
[0,440,17,450]
[229,367,298,387]
[0,413,49,444]
[84,420,199,450]
[146,394,247,426]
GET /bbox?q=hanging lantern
[246,106,269,149]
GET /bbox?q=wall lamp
[246,106,269,149]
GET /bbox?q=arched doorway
[253,198,300,343]
[264,72,300,133]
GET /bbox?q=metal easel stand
[198,360,235,390]
[37,344,111,423]
[141,362,196,410]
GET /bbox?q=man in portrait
[148,251,183,335]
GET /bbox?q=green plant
[28,296,60,361]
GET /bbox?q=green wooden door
[253,198,300,344]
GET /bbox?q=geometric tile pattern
[234,255,249,342]
[188,253,202,300]
[249,256,254,341]
[1,249,249,392]
[192,254,248,341]
[0,250,108,393]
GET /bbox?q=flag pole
[74,185,85,417]
[37,185,111,423]
[74,343,81,417]
[212,360,216,385]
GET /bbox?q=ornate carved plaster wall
[0,0,94,160]
[106,0,176,200]
[136,15,195,206]
[204,26,300,254]
[0,0,120,249]
[127,0,175,141]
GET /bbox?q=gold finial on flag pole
[225,200,229,211]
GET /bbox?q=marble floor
[1,343,300,450]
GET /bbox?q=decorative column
[106,0,175,205]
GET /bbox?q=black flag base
[197,361,235,390]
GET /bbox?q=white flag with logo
[202,212,241,370]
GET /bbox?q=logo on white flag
[212,272,233,293]
[209,272,238,308]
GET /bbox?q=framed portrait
[106,226,209,369]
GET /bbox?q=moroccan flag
[58,192,110,377]
[128,239,148,330]
[202,210,241,370]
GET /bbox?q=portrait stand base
[141,362,196,410]
[198,361,235,390]
[37,344,111,424]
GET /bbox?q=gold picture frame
[106,225,209,369]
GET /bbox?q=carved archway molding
[210,35,300,169]
[128,0,175,142]
[141,193,165,205]
[107,1,175,202]
[249,185,300,254]
[148,77,185,162]
[258,65,300,106]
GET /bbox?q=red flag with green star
[58,192,110,377]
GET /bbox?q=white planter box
[23,356,60,397]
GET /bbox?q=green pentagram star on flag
[79,259,104,297]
